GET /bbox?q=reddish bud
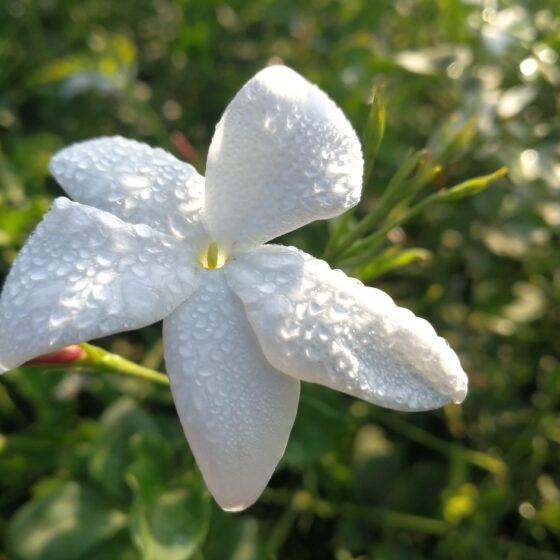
[171,131,200,164]
[25,345,86,366]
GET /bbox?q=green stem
[336,166,508,263]
[324,150,426,261]
[0,434,54,454]
[141,338,165,370]
[368,408,507,477]
[22,343,170,387]
[322,208,356,260]
[338,502,449,535]
[499,541,560,560]
[339,190,437,261]
[265,505,298,555]
[263,488,448,535]
[362,86,386,187]
[82,343,170,386]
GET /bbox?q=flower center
[197,242,228,270]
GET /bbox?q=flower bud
[24,345,85,366]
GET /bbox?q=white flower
[0,66,467,511]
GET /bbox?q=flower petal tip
[213,484,260,512]
[48,147,70,179]
[451,371,469,405]
[220,501,253,513]
[52,196,72,210]
[254,64,302,86]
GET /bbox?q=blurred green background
[1,0,559,558]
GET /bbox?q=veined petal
[226,245,468,412]
[0,198,199,373]
[204,66,364,247]
[50,136,206,240]
[163,271,299,511]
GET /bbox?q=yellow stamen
[207,242,219,269]
[198,242,228,269]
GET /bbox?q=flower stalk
[21,343,170,387]
[263,488,450,535]
[326,166,508,264]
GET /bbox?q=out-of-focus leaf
[5,481,127,560]
[34,33,137,96]
[89,397,158,500]
[354,246,432,281]
[129,487,209,560]
[501,282,547,323]
[126,433,210,560]
[481,225,529,259]
[427,114,478,165]
[366,540,425,560]
[497,85,537,119]
[284,387,351,467]
[535,503,560,536]
[81,531,137,560]
[203,507,264,560]
[394,45,472,76]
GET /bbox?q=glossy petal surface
[0,198,198,372]
[50,136,206,240]
[204,66,363,247]
[163,272,300,511]
[226,245,468,412]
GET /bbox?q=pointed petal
[0,198,199,373]
[226,245,468,412]
[204,66,363,247]
[163,272,299,511]
[50,136,206,240]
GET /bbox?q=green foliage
[1,0,560,558]
[362,87,386,186]
[89,398,159,500]
[126,434,210,560]
[6,481,128,560]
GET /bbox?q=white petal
[0,198,199,373]
[226,245,468,412]
[163,271,299,511]
[50,136,206,240]
[204,66,364,247]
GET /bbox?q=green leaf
[323,209,357,260]
[362,86,386,185]
[284,387,352,467]
[380,149,426,202]
[534,503,560,536]
[126,433,210,560]
[354,246,432,282]
[5,481,127,560]
[130,488,209,560]
[427,113,478,165]
[337,166,508,262]
[437,167,508,202]
[89,397,158,500]
[125,432,174,502]
[203,507,264,560]
[80,531,137,560]
[325,150,425,261]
